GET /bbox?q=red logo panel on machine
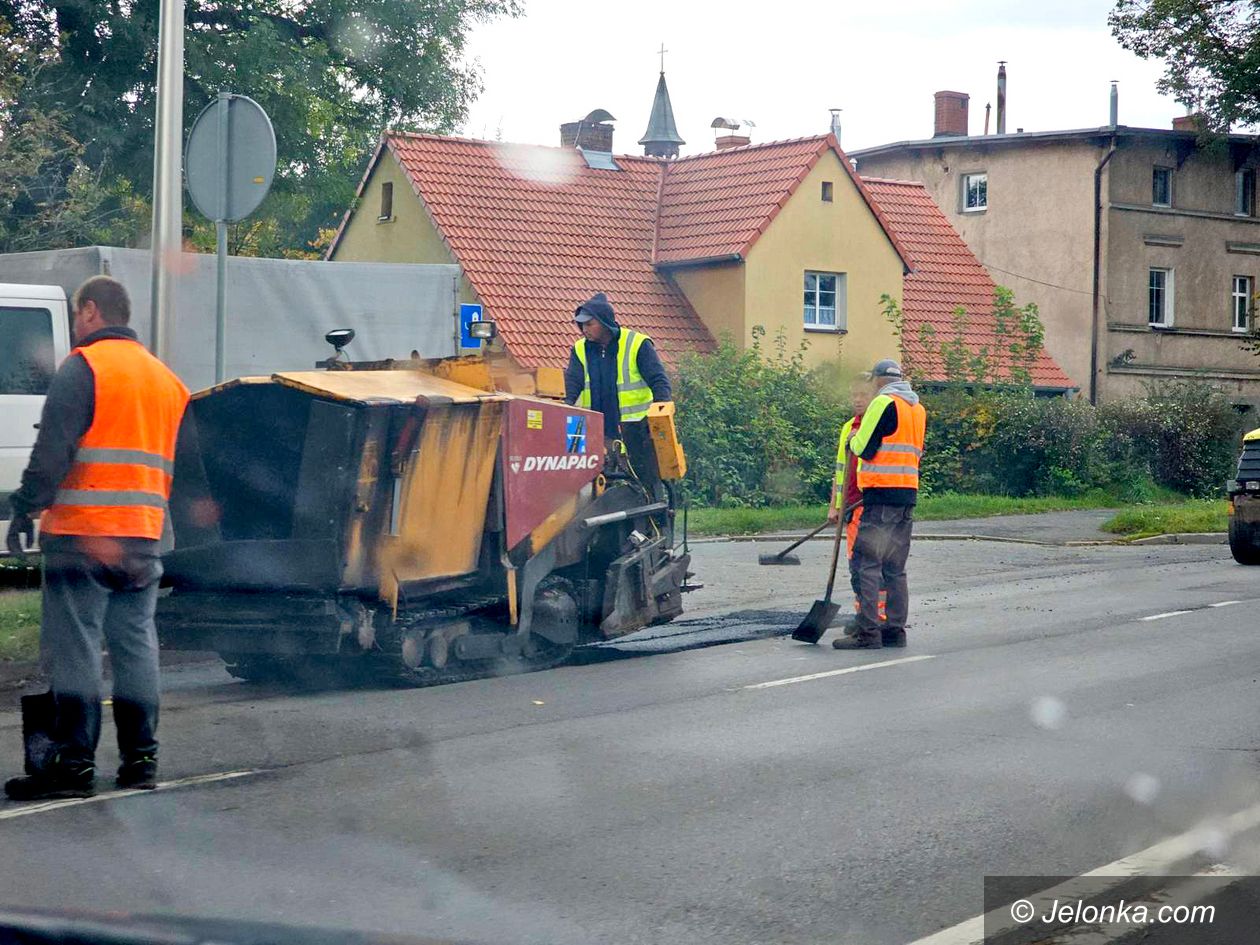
[501,399,604,549]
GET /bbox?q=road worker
[833,359,926,651]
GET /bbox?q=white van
[0,284,71,513]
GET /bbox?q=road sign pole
[214,92,230,383]
[149,0,185,362]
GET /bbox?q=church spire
[639,46,685,159]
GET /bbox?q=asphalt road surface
[1,537,1258,945]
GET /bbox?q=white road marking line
[1140,610,1192,621]
[0,769,262,821]
[902,799,1260,945]
[745,655,935,690]
[1209,600,1242,608]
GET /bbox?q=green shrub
[674,328,849,507]
[1097,382,1242,497]
[673,329,1244,507]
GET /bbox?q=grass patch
[686,490,1134,536]
[0,591,40,662]
[1100,500,1229,539]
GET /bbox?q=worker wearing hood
[563,292,672,442]
[564,292,673,495]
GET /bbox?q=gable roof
[654,135,911,268]
[345,133,715,369]
[860,177,1075,390]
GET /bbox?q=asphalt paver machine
[157,349,692,683]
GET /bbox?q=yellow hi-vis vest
[834,415,860,505]
[573,329,653,424]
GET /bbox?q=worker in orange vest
[833,359,926,651]
[827,378,884,626]
[5,276,191,801]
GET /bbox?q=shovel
[791,502,854,644]
[758,520,831,566]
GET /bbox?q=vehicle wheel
[1229,516,1260,565]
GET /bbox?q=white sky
[458,0,1186,154]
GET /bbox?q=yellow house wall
[669,265,745,346]
[743,152,902,375]
[330,150,479,306]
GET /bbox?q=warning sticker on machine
[526,409,543,430]
[565,415,587,453]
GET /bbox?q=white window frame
[1237,169,1256,217]
[961,172,987,212]
[1152,166,1173,208]
[1232,275,1253,333]
[803,271,846,331]
[1148,267,1174,328]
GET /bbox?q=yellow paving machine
[156,337,692,683]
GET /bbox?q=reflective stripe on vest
[573,329,653,424]
[856,394,927,492]
[41,339,190,540]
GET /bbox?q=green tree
[0,0,519,253]
[0,20,145,251]
[1110,0,1260,131]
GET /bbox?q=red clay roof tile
[328,132,1069,387]
[373,133,714,368]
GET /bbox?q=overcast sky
[458,0,1186,155]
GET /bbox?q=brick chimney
[715,134,751,150]
[561,111,615,151]
[1172,113,1205,133]
[934,91,969,137]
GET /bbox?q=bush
[1097,382,1242,497]
[674,329,849,507]
[674,336,1244,507]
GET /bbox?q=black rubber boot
[53,694,102,772]
[881,628,907,648]
[4,765,95,801]
[112,698,159,789]
[6,693,99,801]
[832,631,883,650]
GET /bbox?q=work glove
[6,512,35,557]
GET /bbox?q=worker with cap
[833,358,926,650]
[564,292,673,491]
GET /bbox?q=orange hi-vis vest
[41,338,190,540]
[855,394,927,492]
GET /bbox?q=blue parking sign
[460,303,483,349]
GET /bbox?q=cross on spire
[658,43,668,74]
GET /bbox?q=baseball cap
[573,309,596,323]
[863,358,904,380]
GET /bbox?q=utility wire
[979,261,1096,298]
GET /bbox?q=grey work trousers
[40,545,162,767]
[854,504,914,633]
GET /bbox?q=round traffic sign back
[185,94,276,223]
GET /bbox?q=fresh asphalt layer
[0,537,1258,945]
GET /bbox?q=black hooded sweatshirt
[563,301,671,440]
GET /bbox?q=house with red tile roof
[327,127,1072,391]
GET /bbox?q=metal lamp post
[149,0,185,362]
